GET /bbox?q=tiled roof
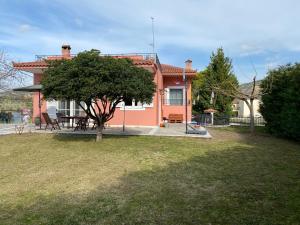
[161,64,196,76]
[13,61,48,68]
[13,58,196,77]
[13,59,153,68]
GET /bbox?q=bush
[260,64,300,141]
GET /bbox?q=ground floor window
[57,100,84,116]
[123,99,143,107]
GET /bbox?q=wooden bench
[168,114,183,123]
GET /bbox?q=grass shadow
[52,133,136,142]
[1,141,299,225]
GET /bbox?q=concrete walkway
[0,123,212,138]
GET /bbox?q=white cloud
[1,0,300,81]
[18,24,32,33]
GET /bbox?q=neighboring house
[232,81,262,117]
[13,44,196,127]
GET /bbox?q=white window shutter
[165,88,170,105]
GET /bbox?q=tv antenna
[150,17,155,54]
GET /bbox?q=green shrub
[260,64,300,141]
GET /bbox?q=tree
[192,70,213,113]
[41,50,156,141]
[0,51,26,91]
[193,48,238,115]
[202,48,272,133]
[260,64,300,140]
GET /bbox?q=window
[57,100,85,116]
[58,100,70,116]
[124,98,133,106]
[119,99,146,110]
[169,88,183,105]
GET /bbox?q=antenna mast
[150,17,155,54]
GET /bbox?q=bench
[168,114,183,123]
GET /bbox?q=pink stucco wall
[162,76,193,122]
[33,74,47,123]
[108,65,162,126]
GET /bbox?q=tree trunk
[249,99,255,134]
[244,99,255,134]
[96,123,104,141]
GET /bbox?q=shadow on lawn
[53,133,134,142]
[1,141,300,225]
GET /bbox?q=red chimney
[185,59,192,70]
[61,44,71,58]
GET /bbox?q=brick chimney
[61,44,71,58]
[185,59,192,70]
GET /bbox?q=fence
[192,114,265,126]
[0,111,24,124]
[230,117,265,126]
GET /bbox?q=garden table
[60,116,86,129]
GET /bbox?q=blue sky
[1,0,300,84]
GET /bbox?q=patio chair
[56,112,68,128]
[42,113,61,131]
[74,116,89,131]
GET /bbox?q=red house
[13,45,196,127]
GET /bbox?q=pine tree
[193,48,238,115]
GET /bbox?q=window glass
[58,100,70,115]
[169,89,183,105]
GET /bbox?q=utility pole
[122,102,126,132]
[183,68,188,134]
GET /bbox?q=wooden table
[61,116,85,129]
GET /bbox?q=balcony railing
[164,98,184,106]
[35,53,162,71]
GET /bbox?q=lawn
[0,129,299,225]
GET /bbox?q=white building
[232,81,262,117]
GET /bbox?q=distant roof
[204,108,217,113]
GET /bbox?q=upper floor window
[165,88,184,105]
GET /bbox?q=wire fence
[192,114,265,126]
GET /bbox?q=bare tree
[210,75,273,133]
[0,51,29,91]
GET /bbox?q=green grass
[0,131,299,225]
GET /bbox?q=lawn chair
[74,116,89,131]
[42,113,60,131]
[56,112,68,128]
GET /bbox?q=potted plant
[34,117,41,126]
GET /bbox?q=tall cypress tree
[193,48,238,115]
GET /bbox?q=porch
[1,123,211,138]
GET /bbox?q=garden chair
[42,113,60,131]
[56,112,68,128]
[74,116,89,131]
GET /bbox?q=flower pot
[34,117,41,126]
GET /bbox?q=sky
[1,0,300,84]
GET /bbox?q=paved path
[0,123,212,138]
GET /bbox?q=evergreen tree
[193,48,238,115]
